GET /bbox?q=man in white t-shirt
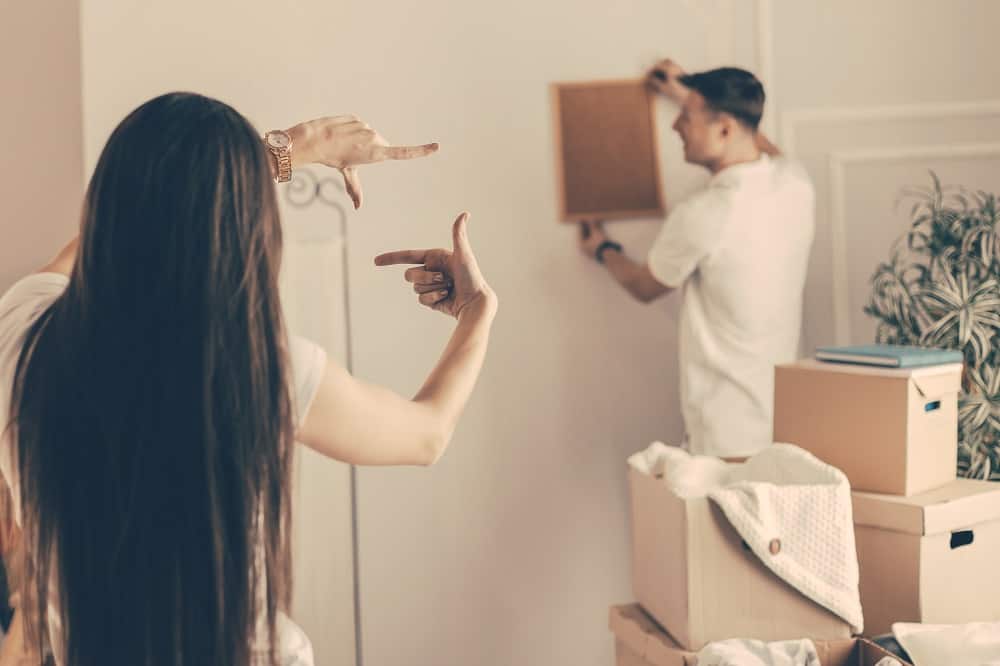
[578,60,815,458]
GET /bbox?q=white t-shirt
[0,272,327,665]
[648,154,815,457]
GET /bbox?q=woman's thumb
[452,212,472,253]
[340,167,363,210]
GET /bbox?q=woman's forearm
[413,292,497,456]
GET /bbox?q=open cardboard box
[629,464,851,649]
[774,359,961,496]
[609,604,909,666]
[853,478,1000,635]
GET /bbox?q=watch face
[267,131,290,149]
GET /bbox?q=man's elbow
[627,283,663,304]
[635,289,660,304]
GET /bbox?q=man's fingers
[378,143,440,160]
[404,268,446,284]
[579,220,605,237]
[340,167,363,209]
[374,249,430,266]
[418,289,450,306]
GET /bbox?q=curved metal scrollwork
[284,168,349,223]
[280,166,354,369]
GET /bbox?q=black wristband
[595,241,623,264]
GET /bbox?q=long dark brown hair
[9,92,294,665]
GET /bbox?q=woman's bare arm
[295,214,497,466]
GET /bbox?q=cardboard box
[853,478,1000,635]
[774,359,962,495]
[628,467,851,650]
[609,604,909,666]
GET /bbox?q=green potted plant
[866,173,1000,481]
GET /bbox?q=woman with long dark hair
[0,92,496,665]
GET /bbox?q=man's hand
[375,213,497,320]
[287,116,439,209]
[578,220,610,261]
[646,58,690,104]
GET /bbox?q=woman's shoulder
[0,272,68,525]
[287,335,328,428]
[0,272,68,382]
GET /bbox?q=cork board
[551,79,665,223]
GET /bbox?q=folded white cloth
[711,444,864,634]
[893,621,1000,666]
[693,637,819,665]
[627,441,730,497]
[627,443,864,634]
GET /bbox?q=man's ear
[719,114,735,139]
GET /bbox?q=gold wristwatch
[264,129,293,183]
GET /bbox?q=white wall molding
[774,100,1000,344]
[828,142,1000,344]
[781,101,1000,158]
[754,0,776,137]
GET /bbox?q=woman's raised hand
[288,116,438,209]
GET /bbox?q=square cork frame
[551,79,666,223]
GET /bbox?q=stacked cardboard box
[774,358,1000,636]
[614,439,866,664]
[608,604,903,666]
[626,463,851,649]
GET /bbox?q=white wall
[772,0,1000,350]
[335,2,756,665]
[0,0,83,291]
[76,2,1000,666]
[79,3,755,665]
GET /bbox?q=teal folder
[815,344,964,368]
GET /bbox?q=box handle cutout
[950,530,974,549]
[924,400,941,413]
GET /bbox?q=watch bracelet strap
[274,150,292,183]
[595,241,623,263]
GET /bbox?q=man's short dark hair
[678,67,765,131]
